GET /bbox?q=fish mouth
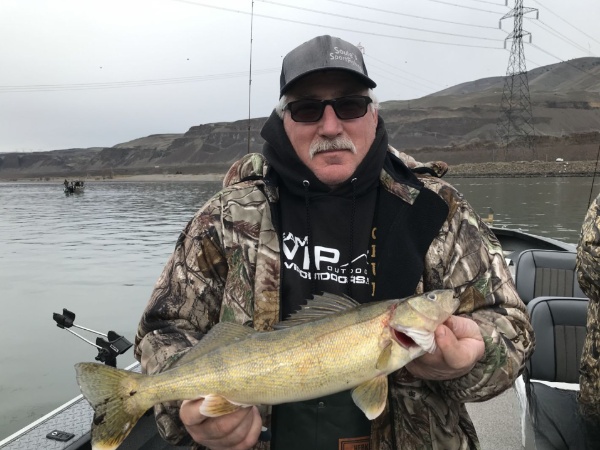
[391,326,437,353]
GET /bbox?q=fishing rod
[587,143,600,209]
[52,308,132,367]
[247,0,255,154]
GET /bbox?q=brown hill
[1,57,599,180]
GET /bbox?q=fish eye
[427,293,436,301]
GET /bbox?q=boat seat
[514,249,585,304]
[526,296,587,383]
[519,296,598,449]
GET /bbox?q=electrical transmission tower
[496,0,538,160]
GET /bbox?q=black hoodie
[260,110,388,450]
[261,111,389,320]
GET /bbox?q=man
[576,193,600,421]
[134,35,534,450]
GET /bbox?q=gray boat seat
[526,296,588,383]
[514,249,585,304]
[520,296,598,449]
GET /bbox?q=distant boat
[63,180,85,194]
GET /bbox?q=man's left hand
[406,315,485,380]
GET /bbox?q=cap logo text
[330,46,361,70]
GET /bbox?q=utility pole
[496,0,538,161]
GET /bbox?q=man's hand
[406,315,485,380]
[180,399,263,450]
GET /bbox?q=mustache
[309,137,357,159]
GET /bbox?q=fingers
[180,399,263,450]
[180,399,207,428]
[445,315,483,341]
[406,316,485,380]
[435,317,485,371]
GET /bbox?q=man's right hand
[180,399,263,450]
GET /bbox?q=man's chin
[314,167,354,188]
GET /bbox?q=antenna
[247,0,255,154]
[496,0,538,161]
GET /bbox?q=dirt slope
[2,57,599,179]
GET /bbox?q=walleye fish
[76,289,459,450]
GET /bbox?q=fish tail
[75,362,151,450]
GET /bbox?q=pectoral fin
[376,341,392,370]
[351,375,388,420]
[200,394,244,417]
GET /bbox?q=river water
[0,177,598,440]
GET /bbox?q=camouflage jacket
[134,147,534,450]
[576,193,600,420]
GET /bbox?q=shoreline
[446,160,599,178]
[0,173,227,183]
[1,160,599,183]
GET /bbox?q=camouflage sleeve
[576,194,600,419]
[577,194,600,300]
[424,183,534,402]
[133,196,228,446]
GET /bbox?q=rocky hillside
[1,58,599,179]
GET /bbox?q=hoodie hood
[260,110,388,198]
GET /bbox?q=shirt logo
[282,232,369,285]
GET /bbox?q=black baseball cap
[279,35,376,97]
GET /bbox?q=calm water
[0,177,598,440]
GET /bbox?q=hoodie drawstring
[347,178,357,298]
[302,180,317,294]
[302,178,358,298]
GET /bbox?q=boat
[0,226,586,450]
[64,180,85,195]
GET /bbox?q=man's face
[283,72,378,188]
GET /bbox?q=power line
[466,0,508,5]
[364,54,442,90]
[427,0,506,14]
[527,17,594,56]
[321,0,501,30]
[367,69,432,97]
[3,0,516,96]
[530,0,600,47]
[0,68,279,93]
[366,60,441,93]
[258,0,504,42]
[525,57,544,69]
[530,43,600,83]
[172,0,505,50]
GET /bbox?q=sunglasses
[284,95,373,123]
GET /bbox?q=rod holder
[52,308,132,367]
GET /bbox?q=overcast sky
[0,0,598,153]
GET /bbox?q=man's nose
[319,104,343,137]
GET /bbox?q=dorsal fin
[274,292,360,329]
[170,322,257,368]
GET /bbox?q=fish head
[388,290,459,354]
